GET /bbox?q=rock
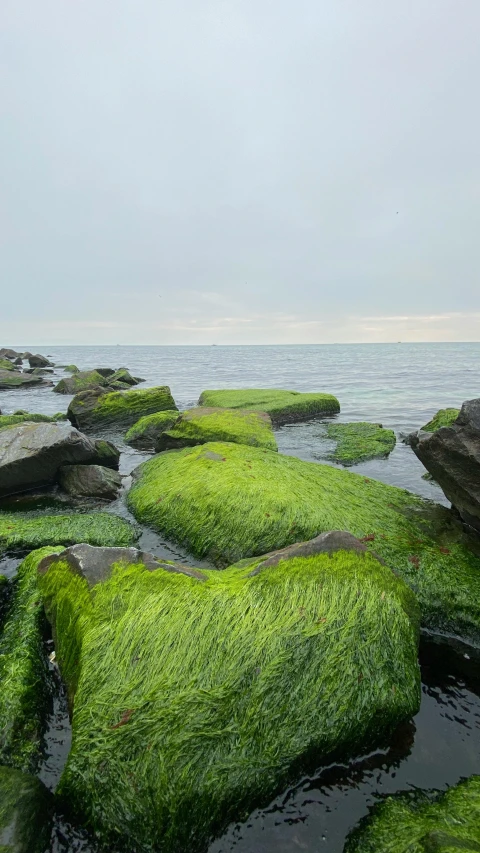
[13,357,23,365]
[124,410,181,450]
[410,398,480,533]
[37,543,420,852]
[0,421,116,497]
[0,371,51,390]
[93,439,120,469]
[68,386,178,431]
[93,368,115,377]
[0,358,17,371]
[0,413,68,431]
[0,348,21,360]
[0,765,53,853]
[198,388,340,424]
[27,354,53,368]
[64,364,79,373]
[58,465,122,500]
[128,440,480,645]
[0,513,138,557]
[53,370,107,394]
[421,408,460,432]
[23,367,54,375]
[323,422,396,465]
[156,407,278,452]
[105,368,140,386]
[344,775,480,853]
[247,530,384,575]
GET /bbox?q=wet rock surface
[58,464,122,500]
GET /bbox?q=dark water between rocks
[1,343,480,852]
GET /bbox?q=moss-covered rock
[421,408,460,432]
[0,765,53,853]
[53,369,107,395]
[0,358,16,372]
[64,364,79,373]
[68,386,178,431]
[324,422,396,465]
[198,389,340,424]
[124,410,181,450]
[157,407,278,452]
[0,371,49,390]
[0,412,67,431]
[93,438,120,469]
[128,441,480,644]
[38,543,420,852]
[106,368,142,387]
[344,776,480,853]
[0,548,59,770]
[0,512,138,556]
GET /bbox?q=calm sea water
[1,343,480,853]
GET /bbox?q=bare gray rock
[58,464,122,501]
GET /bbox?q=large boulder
[68,386,178,431]
[344,775,480,853]
[0,348,22,360]
[323,422,396,465]
[53,369,107,394]
[198,388,340,424]
[0,422,119,497]
[0,766,53,853]
[128,441,480,645]
[37,543,420,852]
[410,398,480,533]
[58,464,122,500]
[156,407,278,452]
[27,354,53,368]
[0,370,50,390]
[0,513,138,557]
[124,410,180,450]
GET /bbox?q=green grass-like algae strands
[127,441,480,644]
[344,775,480,853]
[0,512,138,556]
[159,407,278,451]
[198,389,340,423]
[124,410,180,447]
[38,548,420,852]
[325,422,396,465]
[421,408,460,432]
[0,413,66,431]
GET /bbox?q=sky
[1,0,479,345]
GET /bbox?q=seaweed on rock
[324,422,396,465]
[0,765,53,853]
[0,512,138,556]
[68,386,178,431]
[421,408,460,432]
[198,389,340,424]
[124,410,181,450]
[127,442,480,644]
[156,407,278,452]
[38,545,420,852]
[0,412,66,430]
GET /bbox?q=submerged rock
[323,422,396,465]
[156,407,278,452]
[411,398,480,533]
[198,388,340,424]
[37,543,420,852]
[125,410,180,450]
[344,775,480,853]
[68,386,178,431]
[0,421,117,497]
[0,765,53,853]
[0,512,138,556]
[128,441,480,645]
[58,464,122,500]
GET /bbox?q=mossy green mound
[0,412,66,431]
[325,422,396,465]
[68,386,178,431]
[124,410,180,450]
[0,765,53,853]
[0,548,59,770]
[64,364,79,373]
[345,776,480,853]
[0,358,16,371]
[421,408,460,432]
[0,513,138,556]
[128,442,480,644]
[53,369,107,394]
[198,389,340,424]
[38,546,420,852]
[157,407,278,452]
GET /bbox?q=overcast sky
[1,1,479,345]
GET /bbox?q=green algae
[421,408,460,432]
[68,386,178,431]
[198,389,340,424]
[128,441,480,644]
[0,513,138,556]
[325,422,396,465]
[64,364,79,373]
[0,765,53,853]
[158,407,278,452]
[0,548,59,771]
[0,359,16,372]
[38,547,420,852]
[0,413,66,431]
[124,410,180,449]
[53,369,106,394]
[344,776,480,853]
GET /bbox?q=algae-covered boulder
[344,776,480,853]
[68,386,178,431]
[106,368,142,386]
[0,358,16,371]
[0,421,115,496]
[0,370,49,390]
[37,542,420,852]
[58,464,122,500]
[324,422,396,465]
[411,399,480,533]
[156,407,278,452]
[0,548,59,770]
[198,389,340,424]
[125,410,180,450]
[128,441,480,644]
[0,512,138,556]
[53,369,107,394]
[421,408,460,432]
[64,364,79,373]
[93,438,120,469]
[0,412,67,431]
[0,765,53,853]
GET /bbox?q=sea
[1,342,479,853]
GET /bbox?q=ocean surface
[1,342,480,853]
